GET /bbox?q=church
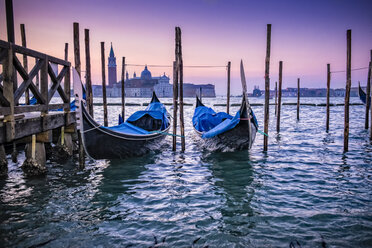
[92,43,172,97]
[92,43,215,98]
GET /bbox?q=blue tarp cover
[193,106,241,139]
[106,101,169,135]
[104,121,150,135]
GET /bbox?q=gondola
[358,82,371,108]
[192,60,258,151]
[73,68,171,159]
[192,95,257,151]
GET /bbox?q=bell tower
[108,42,117,86]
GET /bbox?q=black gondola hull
[81,106,170,160]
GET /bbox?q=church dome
[141,66,152,80]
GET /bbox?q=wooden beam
[297,78,300,120]
[172,61,178,151]
[101,41,108,127]
[121,57,125,120]
[3,44,15,142]
[85,29,93,116]
[227,61,231,115]
[40,55,49,114]
[326,64,330,132]
[276,61,282,132]
[344,29,351,152]
[5,0,15,43]
[365,60,371,129]
[73,22,81,77]
[263,24,271,151]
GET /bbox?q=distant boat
[73,68,171,159]
[358,83,371,108]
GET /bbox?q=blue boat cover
[104,101,169,135]
[104,121,150,135]
[193,105,259,139]
[193,106,241,139]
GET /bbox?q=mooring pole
[365,50,371,130]
[121,57,126,121]
[275,81,277,116]
[176,27,185,152]
[326,64,330,132]
[263,24,271,151]
[199,87,202,102]
[172,61,178,151]
[276,61,282,132]
[64,43,68,61]
[85,29,93,117]
[344,30,351,153]
[297,78,300,121]
[227,61,231,114]
[101,42,108,127]
[73,22,85,167]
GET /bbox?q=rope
[125,63,227,69]
[150,130,185,138]
[80,125,102,134]
[331,66,369,74]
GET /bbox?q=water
[1,97,371,247]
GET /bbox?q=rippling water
[1,97,371,247]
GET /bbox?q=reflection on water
[0,97,371,247]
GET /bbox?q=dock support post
[0,145,7,176]
[276,61,282,132]
[263,24,271,151]
[55,126,73,160]
[297,78,300,121]
[365,50,371,130]
[121,57,126,120]
[227,61,231,114]
[85,29,94,117]
[326,64,330,132]
[22,134,47,176]
[101,42,108,127]
[5,0,15,43]
[172,61,178,151]
[344,29,351,153]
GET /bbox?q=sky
[0,0,371,95]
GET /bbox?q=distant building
[108,43,117,87]
[91,45,216,97]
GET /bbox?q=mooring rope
[331,66,369,73]
[125,63,227,69]
[150,130,185,138]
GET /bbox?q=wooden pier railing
[0,39,75,144]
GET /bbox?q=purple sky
[0,0,371,95]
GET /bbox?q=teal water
[1,97,371,247]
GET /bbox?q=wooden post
[344,29,351,153]
[101,42,108,127]
[176,27,185,152]
[64,43,68,61]
[263,24,271,151]
[0,145,7,176]
[326,64,330,132]
[199,87,202,102]
[121,57,126,120]
[3,45,15,143]
[73,22,84,167]
[172,61,178,151]
[85,29,93,117]
[369,51,372,140]
[275,81,277,116]
[276,61,282,132]
[64,44,70,113]
[297,78,300,120]
[73,22,81,76]
[5,0,15,43]
[365,58,371,129]
[227,61,231,114]
[20,24,29,105]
